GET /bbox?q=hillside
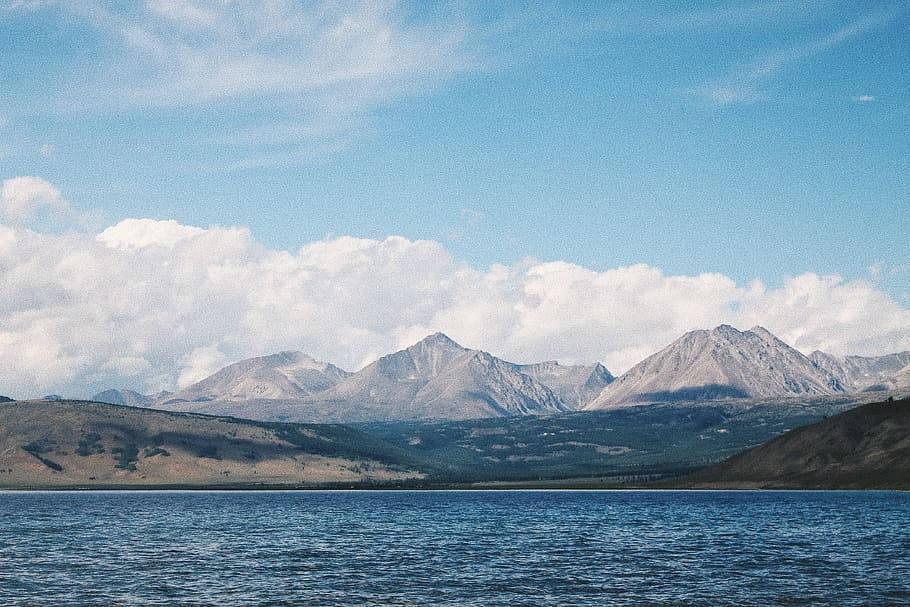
[359,392,881,483]
[680,397,910,489]
[1,392,897,488]
[586,325,843,409]
[0,400,423,488]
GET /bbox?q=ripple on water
[0,490,908,606]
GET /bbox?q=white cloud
[461,208,486,224]
[38,144,55,158]
[854,94,876,102]
[0,0,56,10]
[869,263,883,280]
[31,1,478,165]
[97,217,205,249]
[1,217,909,399]
[697,9,896,107]
[0,176,71,221]
[177,345,228,388]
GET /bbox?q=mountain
[295,333,569,422]
[891,364,910,389]
[0,399,423,488]
[92,389,166,408]
[680,397,910,489]
[517,361,613,409]
[809,350,910,392]
[585,325,844,409]
[160,351,350,404]
[871,363,910,392]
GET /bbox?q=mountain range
[93,326,910,423]
[99,333,598,422]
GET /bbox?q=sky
[0,1,908,398]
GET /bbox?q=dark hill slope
[681,397,910,489]
[0,400,423,488]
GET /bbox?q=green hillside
[360,396,863,483]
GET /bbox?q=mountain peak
[586,324,844,409]
[410,332,464,351]
[747,325,778,341]
[711,324,744,338]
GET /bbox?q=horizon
[1,1,908,397]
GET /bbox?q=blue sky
[1,1,909,395]
[2,1,908,297]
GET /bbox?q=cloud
[0,0,55,10]
[177,345,228,388]
[869,263,883,280]
[696,9,896,107]
[1,216,909,399]
[854,94,876,102]
[21,1,479,165]
[0,176,71,221]
[97,217,205,249]
[461,208,486,224]
[38,144,55,158]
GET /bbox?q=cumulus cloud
[1,217,909,399]
[97,218,206,249]
[0,176,71,222]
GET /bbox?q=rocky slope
[141,334,583,422]
[517,361,613,409]
[585,325,844,409]
[293,333,569,422]
[809,350,910,391]
[680,397,910,489]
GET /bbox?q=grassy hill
[676,397,910,489]
[359,394,872,484]
[2,392,900,489]
[0,400,425,488]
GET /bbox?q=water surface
[1,490,908,606]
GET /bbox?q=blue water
[1,490,908,606]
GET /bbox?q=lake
[1,490,908,606]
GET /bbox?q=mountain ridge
[161,351,351,404]
[92,326,908,423]
[584,324,845,410]
[808,350,910,392]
